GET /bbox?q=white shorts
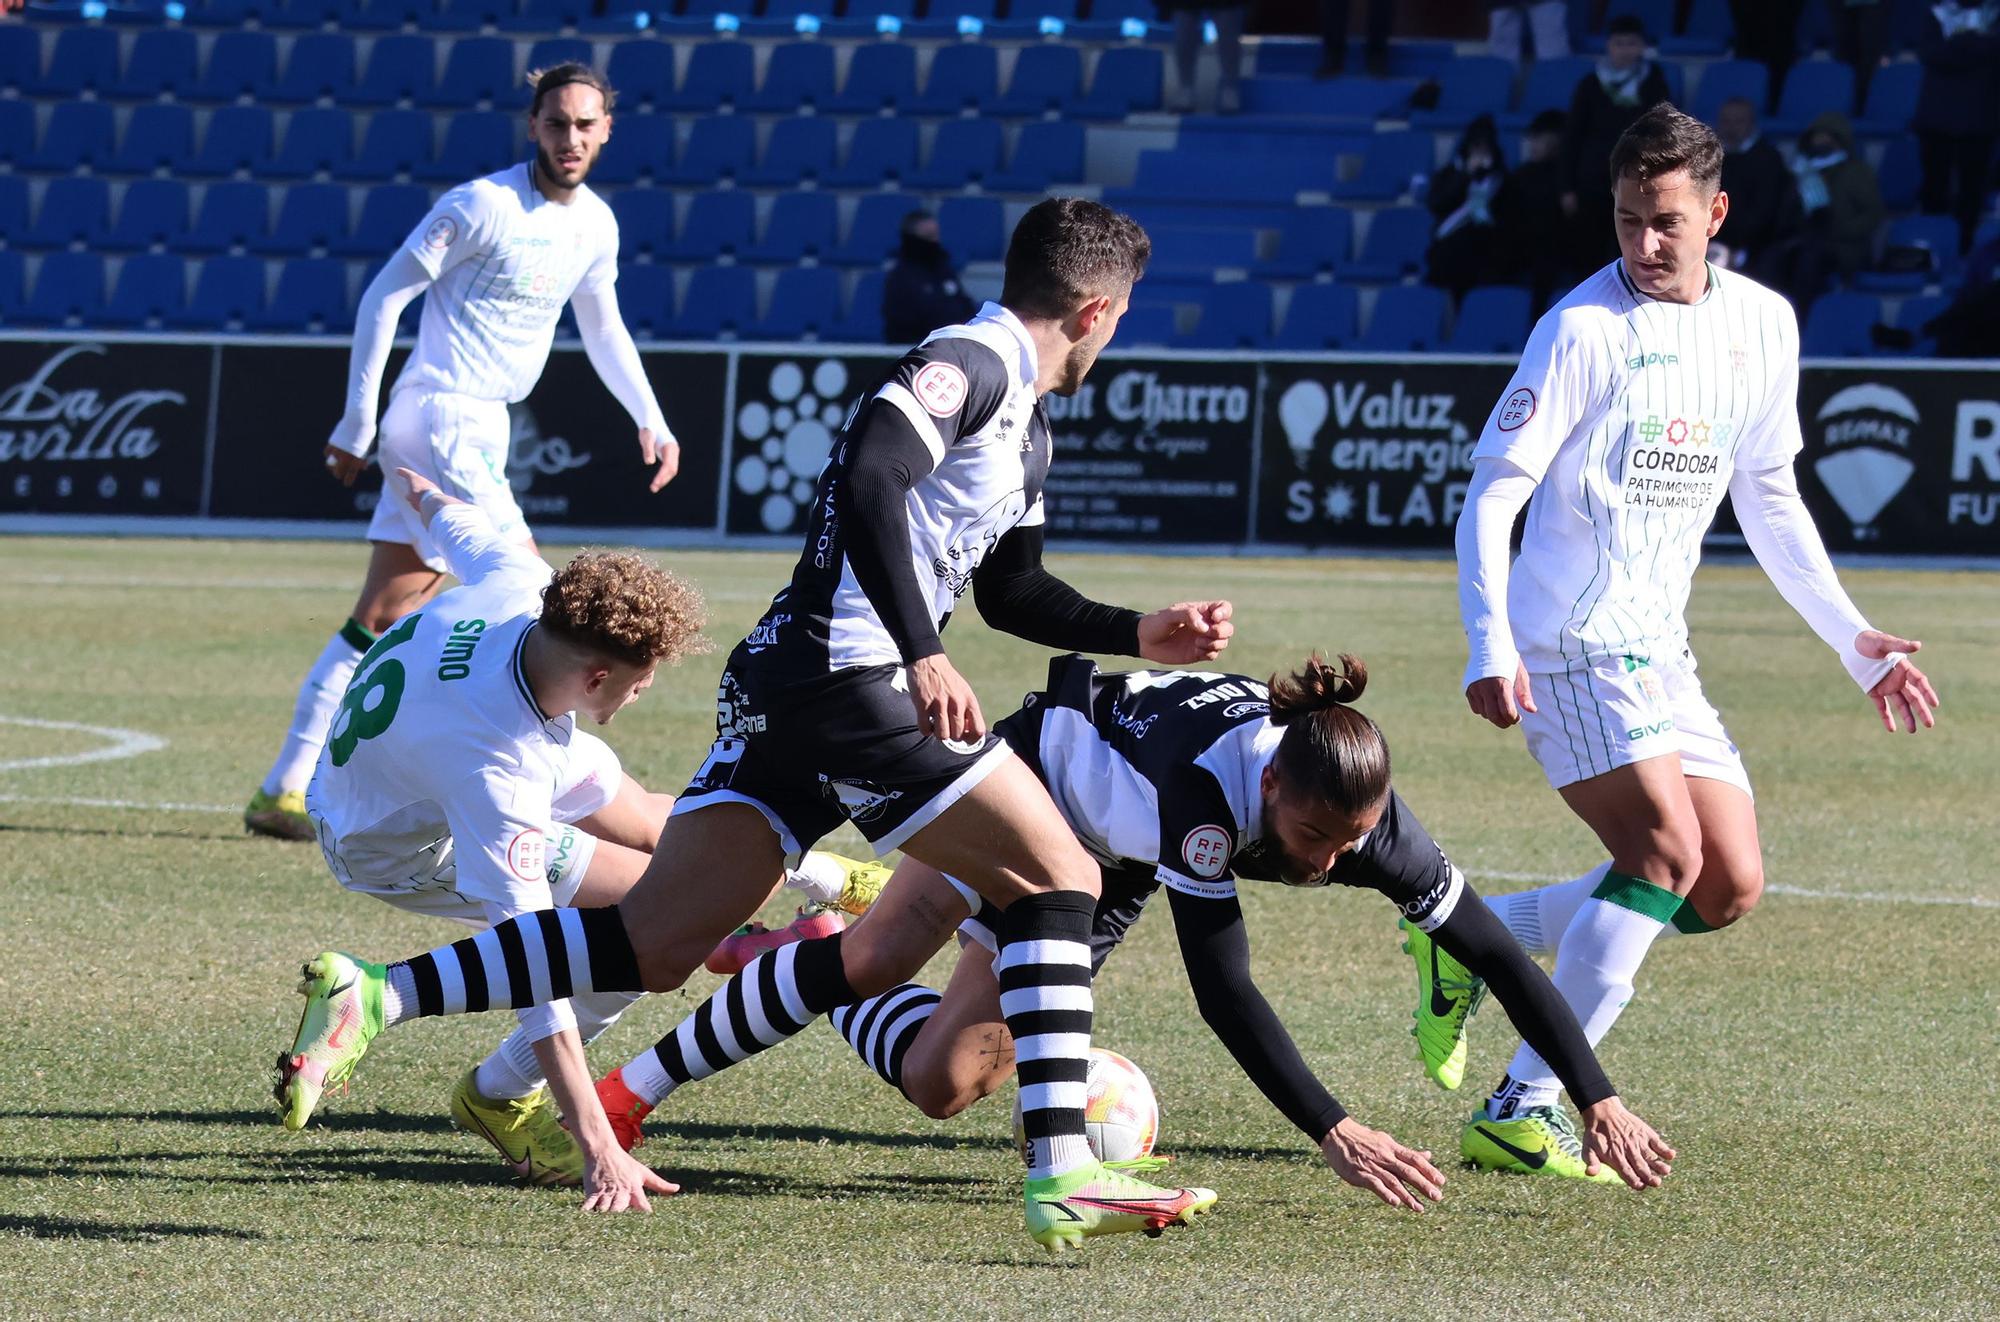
[1521,651,1752,797]
[365,387,529,572]
[317,729,622,928]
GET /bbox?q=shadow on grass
[0,1145,491,1189]
[658,1119,1015,1154]
[0,1213,264,1242]
[0,1107,452,1136]
[0,822,245,843]
[679,1166,996,1205]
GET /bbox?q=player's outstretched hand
[393,467,465,519]
[1466,661,1537,728]
[1137,601,1234,665]
[907,652,986,743]
[323,444,367,487]
[579,1145,679,1214]
[1579,1096,1675,1191]
[1856,631,1939,734]
[639,427,681,493]
[1320,1116,1445,1212]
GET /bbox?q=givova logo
[733,359,855,532]
[1813,383,1918,536]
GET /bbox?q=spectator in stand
[1165,0,1248,115]
[1563,15,1674,261]
[880,210,975,346]
[1495,108,1575,309]
[1756,110,1883,311]
[1425,114,1509,301]
[1824,0,1890,103]
[1488,1,1570,67]
[1317,0,1393,80]
[1914,1,2000,251]
[1729,0,1808,97]
[1873,229,2000,356]
[1712,96,1804,275]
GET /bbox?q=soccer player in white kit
[246,63,679,841]
[1444,105,1940,1179]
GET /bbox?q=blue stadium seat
[190,105,276,177]
[1344,205,1430,280]
[100,253,187,329]
[833,268,887,341]
[418,111,518,181]
[917,0,998,28]
[334,183,431,256]
[661,115,756,185]
[1767,59,1854,134]
[1180,283,1272,349]
[612,263,677,340]
[343,0,431,30]
[1800,291,1880,357]
[1877,137,1920,210]
[742,116,837,186]
[0,251,23,325]
[833,191,921,265]
[580,0,652,35]
[343,108,436,181]
[265,107,354,178]
[183,181,271,252]
[907,42,995,115]
[109,103,195,175]
[606,40,677,112]
[31,25,118,97]
[826,0,916,35]
[349,34,437,106]
[1256,209,1354,279]
[272,32,357,105]
[1071,45,1162,119]
[910,118,1003,189]
[424,37,516,108]
[192,30,278,102]
[609,190,677,262]
[171,255,267,330]
[824,41,916,113]
[0,176,26,249]
[114,27,198,100]
[256,182,352,254]
[183,0,266,29]
[265,0,344,28]
[1888,293,1951,356]
[1115,304,1177,348]
[1409,55,1512,130]
[671,265,756,338]
[1447,285,1532,353]
[419,0,496,22]
[937,195,1003,263]
[1660,0,1731,54]
[0,25,40,95]
[104,179,191,252]
[744,42,836,112]
[1691,58,1769,120]
[753,266,844,340]
[26,101,115,173]
[993,44,1081,116]
[1358,284,1448,351]
[253,257,352,332]
[664,190,756,261]
[1114,150,1333,207]
[668,41,755,112]
[1856,59,1920,135]
[1271,282,1359,349]
[1147,225,1258,278]
[592,112,676,185]
[1331,130,1433,201]
[985,119,1084,192]
[1854,214,1964,292]
[22,251,106,327]
[526,38,595,72]
[827,117,919,186]
[743,191,839,263]
[498,0,587,33]
[24,177,109,250]
[1502,55,1591,129]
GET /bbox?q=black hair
[1267,653,1391,817]
[1000,197,1151,320]
[528,62,616,117]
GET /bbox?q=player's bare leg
[576,774,674,853]
[896,943,1012,1121]
[1679,776,1764,930]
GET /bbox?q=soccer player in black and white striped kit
[589,652,1678,1206]
[278,199,1241,1247]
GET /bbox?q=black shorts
[671,658,1008,861]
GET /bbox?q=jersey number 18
[329,613,421,768]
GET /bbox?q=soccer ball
[1013,1047,1160,1163]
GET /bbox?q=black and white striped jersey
[745,302,1052,677]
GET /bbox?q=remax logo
[1813,383,1918,536]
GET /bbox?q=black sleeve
[1166,886,1348,1141]
[971,524,1142,656]
[1427,888,1615,1109]
[841,404,948,663]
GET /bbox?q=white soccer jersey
[1471,260,1802,671]
[395,163,620,404]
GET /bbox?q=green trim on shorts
[1590,869,1684,924]
[340,618,378,653]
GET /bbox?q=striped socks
[996,891,1097,1181]
[384,906,642,1026]
[830,983,942,1094]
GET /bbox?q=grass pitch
[1,536,1995,1321]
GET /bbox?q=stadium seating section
[0,0,1989,350]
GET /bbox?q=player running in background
[279,199,1245,1247]
[246,63,679,841]
[291,469,879,1198]
[590,652,1677,1204]
[1446,104,1940,1180]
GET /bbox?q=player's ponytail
[1268,653,1391,817]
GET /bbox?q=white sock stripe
[994,938,1092,970]
[673,1012,708,1080]
[864,989,933,1057]
[996,984,1093,1018]
[471,929,510,1009]
[739,969,784,1048]
[435,947,467,1016]
[705,995,745,1065]
[873,1001,938,1068]
[517,916,554,1008]
[1011,1031,1092,1063]
[556,908,595,996]
[1019,1080,1089,1113]
[771,943,811,1026]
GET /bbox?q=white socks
[783,852,850,909]
[260,624,369,796]
[471,991,645,1100]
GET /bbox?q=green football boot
[274,951,385,1130]
[1023,1161,1218,1252]
[1461,1105,1624,1184]
[245,787,314,842]
[450,1068,584,1186]
[1400,916,1487,1090]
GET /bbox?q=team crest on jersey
[1182,825,1232,879]
[827,778,905,824]
[1497,387,1536,431]
[1220,700,1269,719]
[506,829,546,882]
[424,216,458,250]
[913,362,969,418]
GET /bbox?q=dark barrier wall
[2,333,1994,557]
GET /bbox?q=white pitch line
[1466,868,1997,911]
[0,716,168,772]
[10,575,352,592]
[0,792,237,813]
